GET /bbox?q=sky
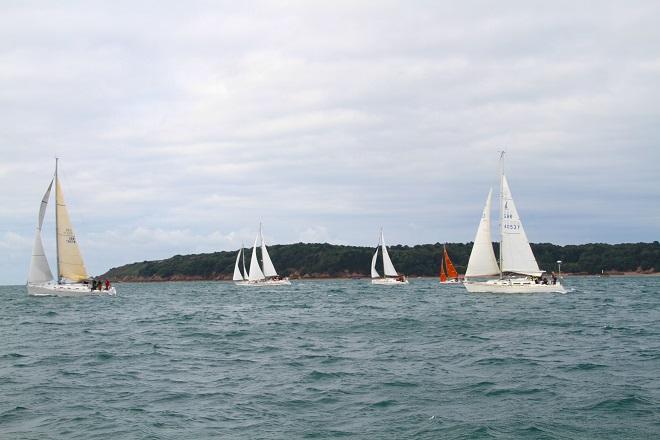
[1,1,659,284]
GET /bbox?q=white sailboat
[371,229,408,285]
[240,224,291,286]
[232,242,250,285]
[463,153,566,293]
[26,160,116,296]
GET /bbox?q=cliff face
[101,242,660,282]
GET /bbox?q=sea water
[1,277,659,439]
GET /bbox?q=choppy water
[1,277,659,439]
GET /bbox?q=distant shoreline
[100,242,659,283]
[103,272,660,283]
[3,272,658,287]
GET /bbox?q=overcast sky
[1,1,659,284]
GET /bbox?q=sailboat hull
[372,277,409,285]
[27,282,117,296]
[236,278,291,286]
[464,278,566,294]
[439,279,462,285]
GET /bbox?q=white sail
[370,248,380,278]
[465,188,500,277]
[260,225,278,277]
[28,179,54,284]
[500,175,542,276]
[233,248,244,281]
[248,235,265,281]
[381,230,398,277]
[56,176,88,282]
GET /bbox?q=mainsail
[55,175,88,282]
[248,235,265,281]
[500,175,542,276]
[465,188,500,277]
[444,246,458,279]
[439,260,447,282]
[260,225,278,277]
[380,231,398,277]
[28,179,54,284]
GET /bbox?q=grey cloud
[1,1,659,283]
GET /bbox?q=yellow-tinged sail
[56,177,88,281]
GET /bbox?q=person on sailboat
[551,273,557,285]
[105,279,111,290]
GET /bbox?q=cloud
[0,232,31,250]
[297,225,346,245]
[1,1,659,284]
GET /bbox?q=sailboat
[232,242,250,285]
[241,224,291,286]
[371,229,408,285]
[26,159,116,296]
[439,244,460,284]
[463,153,566,294]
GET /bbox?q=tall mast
[241,241,247,279]
[498,151,505,279]
[54,157,60,284]
[259,222,264,272]
[380,227,384,275]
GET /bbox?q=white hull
[372,277,409,285]
[440,279,462,284]
[237,278,291,286]
[27,282,117,297]
[464,278,566,294]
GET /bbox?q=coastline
[3,272,658,286]
[103,272,660,283]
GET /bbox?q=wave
[583,395,654,412]
[484,387,549,397]
[382,381,418,388]
[306,370,353,380]
[2,352,27,359]
[471,356,539,367]
[560,362,607,371]
[370,399,396,408]
[95,352,114,361]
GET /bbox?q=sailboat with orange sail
[439,244,461,284]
